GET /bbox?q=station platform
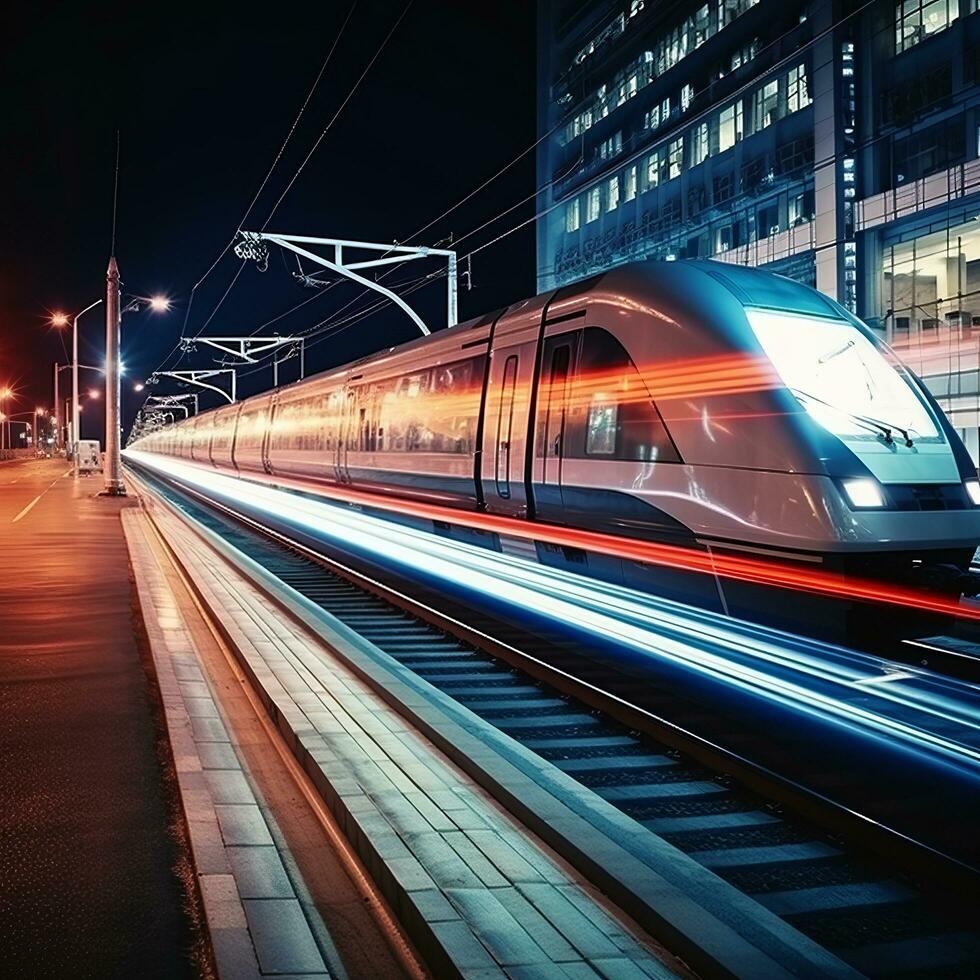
[0,458,692,978]
[0,458,199,977]
[125,471,692,979]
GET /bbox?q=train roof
[597,260,845,321]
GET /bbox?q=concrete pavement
[0,459,200,978]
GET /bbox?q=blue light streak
[128,451,980,778]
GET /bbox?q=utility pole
[103,255,125,495]
[53,362,61,451]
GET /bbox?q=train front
[589,262,980,603]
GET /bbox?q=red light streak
[148,455,980,624]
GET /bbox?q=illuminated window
[754,79,780,130]
[895,0,958,53]
[624,164,638,202]
[586,186,601,222]
[618,72,639,106]
[718,102,743,152]
[644,97,671,131]
[566,199,580,233]
[694,4,711,46]
[667,137,684,179]
[646,148,662,187]
[681,83,694,111]
[787,65,811,113]
[598,131,623,160]
[380,356,487,454]
[586,401,618,454]
[691,122,709,166]
[606,176,620,212]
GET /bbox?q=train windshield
[746,308,939,443]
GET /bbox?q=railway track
[134,464,980,979]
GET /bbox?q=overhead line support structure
[235,231,458,336]
[182,335,306,386]
[150,369,237,405]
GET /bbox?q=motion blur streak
[129,451,980,623]
[534,353,780,404]
[129,451,980,776]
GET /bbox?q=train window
[269,395,324,452]
[573,327,680,463]
[373,354,487,455]
[586,401,617,455]
[495,355,519,497]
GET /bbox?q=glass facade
[538,0,980,461]
[877,218,980,460]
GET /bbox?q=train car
[128,260,980,632]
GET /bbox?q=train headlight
[966,480,980,506]
[842,478,886,508]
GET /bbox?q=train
[127,260,980,637]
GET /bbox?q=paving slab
[124,510,332,979]
[146,496,688,980]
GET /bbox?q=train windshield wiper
[790,389,915,446]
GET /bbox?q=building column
[811,0,841,302]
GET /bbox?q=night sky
[0,0,535,438]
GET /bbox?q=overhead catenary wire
[186,0,359,343]
[260,0,414,230]
[230,0,862,362]
[175,0,930,398]
[152,0,406,390]
[145,2,359,382]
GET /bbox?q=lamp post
[0,388,14,451]
[7,413,38,450]
[51,286,167,483]
[52,363,108,451]
[34,408,46,449]
[104,257,123,494]
[104,258,170,495]
[51,301,101,474]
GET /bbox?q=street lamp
[50,291,169,481]
[50,301,101,475]
[52,363,105,450]
[103,277,172,496]
[6,412,37,450]
[34,407,46,450]
[0,388,15,451]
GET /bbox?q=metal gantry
[144,392,199,416]
[182,335,305,386]
[235,231,458,336]
[150,369,237,404]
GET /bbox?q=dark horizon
[0,0,536,438]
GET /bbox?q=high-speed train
[129,260,980,627]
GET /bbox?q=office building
[537,0,980,458]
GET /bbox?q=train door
[337,386,357,483]
[261,392,278,474]
[493,354,519,499]
[479,293,553,518]
[537,335,576,512]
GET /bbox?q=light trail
[129,451,980,779]
[127,451,980,624]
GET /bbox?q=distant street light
[0,388,14,450]
[88,388,100,400]
[49,290,169,479]
[133,382,145,392]
[51,301,101,475]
